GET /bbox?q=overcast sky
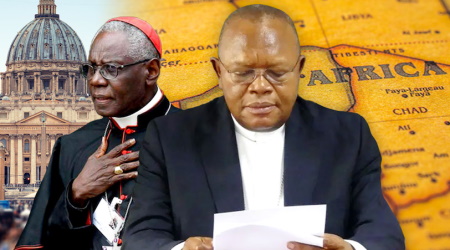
[0,0,115,72]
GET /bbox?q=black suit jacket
[123,97,405,250]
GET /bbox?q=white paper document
[213,205,326,250]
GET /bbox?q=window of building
[58,79,65,90]
[24,157,30,162]
[37,166,41,181]
[28,79,34,91]
[78,112,88,119]
[74,80,79,94]
[24,139,30,153]
[24,173,30,184]
[57,112,63,118]
[0,139,6,149]
[43,79,50,91]
[0,112,7,119]
[24,112,30,118]
[4,167,9,185]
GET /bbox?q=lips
[245,102,276,115]
[93,95,113,105]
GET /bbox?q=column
[22,74,26,94]
[0,74,4,95]
[50,135,56,153]
[74,76,78,95]
[17,74,22,94]
[18,73,24,94]
[5,76,9,95]
[39,76,44,94]
[43,134,56,180]
[69,75,73,94]
[31,135,37,183]
[41,134,48,178]
[13,77,17,93]
[55,76,59,93]
[52,72,58,93]
[10,75,14,94]
[17,135,23,184]
[37,135,41,154]
[50,74,54,93]
[34,73,40,93]
[83,77,87,95]
[9,135,16,184]
[7,75,12,94]
[0,145,5,200]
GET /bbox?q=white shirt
[111,87,166,129]
[172,116,366,250]
[233,116,285,210]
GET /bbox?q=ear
[210,57,223,89]
[297,55,306,74]
[145,59,160,85]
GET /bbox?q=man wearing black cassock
[123,5,404,250]
[15,16,177,250]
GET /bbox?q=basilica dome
[6,1,86,64]
[1,0,88,97]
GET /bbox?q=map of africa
[108,0,450,249]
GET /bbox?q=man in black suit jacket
[123,4,404,250]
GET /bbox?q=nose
[88,67,108,87]
[248,70,273,95]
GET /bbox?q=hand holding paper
[213,205,326,250]
[287,234,354,250]
[183,237,213,250]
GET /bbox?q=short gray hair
[93,21,160,60]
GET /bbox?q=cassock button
[118,239,123,245]
[120,194,127,200]
[125,128,135,134]
[121,150,132,155]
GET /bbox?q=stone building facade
[0,0,100,187]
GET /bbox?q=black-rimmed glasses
[80,59,152,80]
[214,55,302,85]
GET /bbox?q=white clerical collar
[111,87,163,129]
[231,115,285,143]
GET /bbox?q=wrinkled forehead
[219,17,299,64]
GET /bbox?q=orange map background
[108,0,450,249]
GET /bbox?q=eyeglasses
[215,55,302,85]
[80,59,152,80]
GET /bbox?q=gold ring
[114,166,123,175]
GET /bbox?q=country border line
[309,43,450,68]
[440,0,450,15]
[172,85,220,103]
[368,115,450,124]
[228,0,239,9]
[162,60,210,67]
[392,181,450,211]
[308,0,330,48]
[363,39,449,48]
